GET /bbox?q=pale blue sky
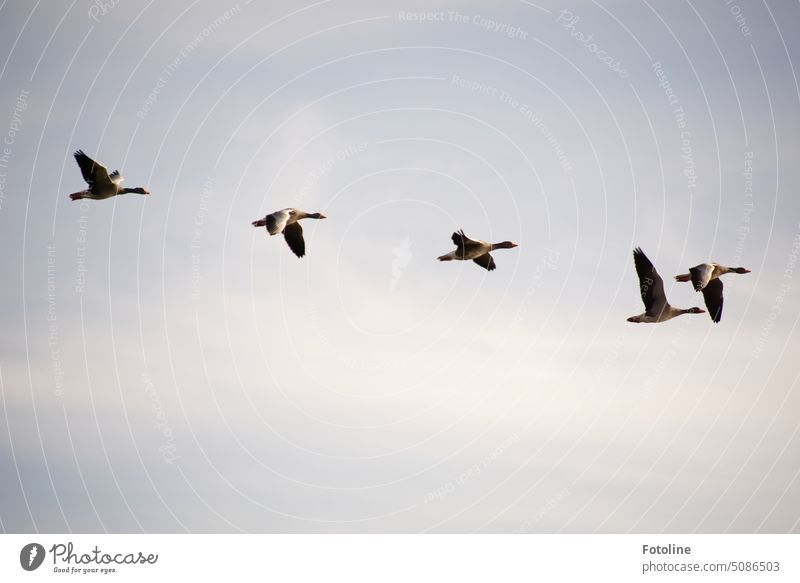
[1,0,799,532]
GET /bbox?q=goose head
[683,307,706,315]
[493,241,519,250]
[732,267,751,274]
[122,187,150,195]
[294,210,326,220]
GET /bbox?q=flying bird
[68,150,150,200]
[627,247,705,323]
[252,207,327,258]
[675,262,751,323]
[437,229,518,271]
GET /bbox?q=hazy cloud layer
[0,0,798,533]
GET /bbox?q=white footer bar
[1,534,797,582]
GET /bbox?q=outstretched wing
[454,230,483,247]
[451,230,467,250]
[283,222,305,258]
[74,150,113,189]
[689,263,715,291]
[452,230,486,258]
[701,277,724,323]
[633,247,666,312]
[473,253,496,271]
[266,209,292,235]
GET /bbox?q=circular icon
[20,543,45,571]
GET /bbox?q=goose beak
[511,242,519,248]
[319,213,327,219]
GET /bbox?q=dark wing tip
[632,247,649,268]
[632,247,655,272]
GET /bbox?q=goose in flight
[627,247,705,323]
[68,150,150,200]
[437,229,518,271]
[675,262,751,323]
[252,208,326,258]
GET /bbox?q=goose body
[675,262,750,323]
[68,150,149,200]
[252,207,326,258]
[627,248,705,323]
[437,229,518,271]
